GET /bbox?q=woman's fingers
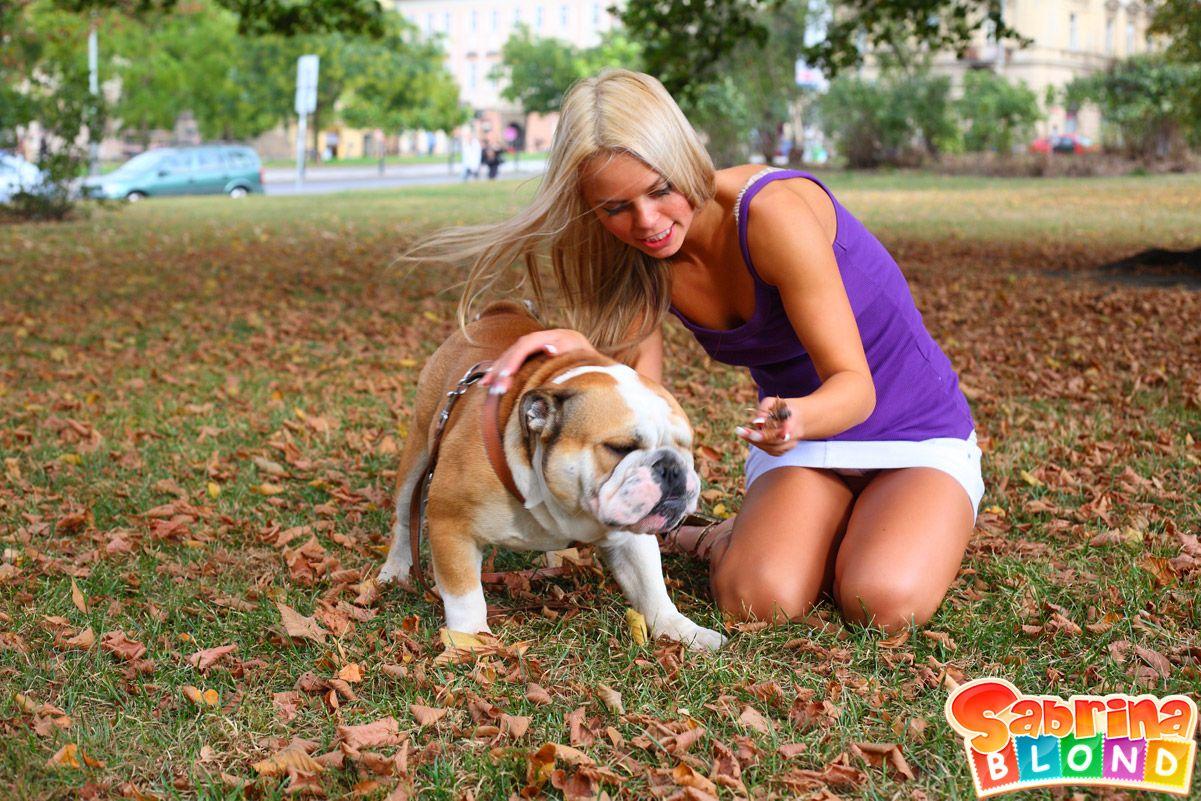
[483,338,564,394]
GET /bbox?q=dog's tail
[472,299,543,325]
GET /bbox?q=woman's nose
[632,201,656,230]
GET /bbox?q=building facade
[393,0,622,155]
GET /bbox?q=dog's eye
[604,442,639,457]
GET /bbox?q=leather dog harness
[405,359,570,599]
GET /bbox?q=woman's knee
[711,559,821,623]
[834,572,941,632]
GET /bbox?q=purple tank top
[669,169,974,442]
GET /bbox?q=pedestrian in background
[482,141,504,180]
[460,134,482,181]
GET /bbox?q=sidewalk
[263,157,547,184]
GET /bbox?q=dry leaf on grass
[410,704,448,727]
[100,630,146,662]
[595,685,624,715]
[251,747,325,777]
[276,602,327,644]
[187,644,237,672]
[337,717,403,750]
[852,741,917,781]
[70,579,87,613]
[625,609,648,645]
[182,685,219,707]
[526,683,552,705]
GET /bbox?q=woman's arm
[736,183,876,453]
[630,325,664,384]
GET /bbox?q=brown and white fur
[379,301,724,650]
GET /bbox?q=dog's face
[518,364,700,533]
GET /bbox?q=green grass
[1,172,1199,799]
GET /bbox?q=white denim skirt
[744,431,985,520]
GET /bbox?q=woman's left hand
[735,396,803,456]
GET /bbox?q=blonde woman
[429,69,983,632]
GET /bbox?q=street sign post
[295,55,319,188]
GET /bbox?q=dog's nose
[651,452,685,494]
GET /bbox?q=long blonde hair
[415,69,716,361]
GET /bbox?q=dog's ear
[519,388,574,439]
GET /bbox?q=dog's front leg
[597,531,725,651]
[429,522,490,635]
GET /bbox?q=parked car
[0,152,46,202]
[83,145,263,201]
[1028,133,1099,155]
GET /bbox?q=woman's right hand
[480,329,596,394]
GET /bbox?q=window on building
[426,12,434,33]
[1105,17,1114,54]
[469,61,478,90]
[560,4,569,29]
[514,6,521,25]
[536,5,544,30]
[592,3,600,25]
[443,12,451,32]
[1069,12,1078,50]
[1126,20,1135,54]
[492,8,499,31]
[470,9,477,32]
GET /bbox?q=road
[263,158,547,195]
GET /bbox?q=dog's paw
[377,561,412,587]
[652,614,727,651]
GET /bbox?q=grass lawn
[1,172,1199,800]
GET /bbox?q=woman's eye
[602,206,623,216]
[653,187,671,197]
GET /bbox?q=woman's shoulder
[714,164,772,203]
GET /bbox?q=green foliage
[491,24,584,115]
[1,1,107,218]
[1148,0,1201,66]
[340,18,466,135]
[52,0,387,37]
[491,26,643,116]
[614,0,781,108]
[801,0,1029,77]
[817,72,956,168]
[1065,55,1201,158]
[957,70,1041,155]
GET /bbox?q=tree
[1065,55,1201,159]
[956,70,1040,155]
[490,24,584,115]
[680,0,809,166]
[1148,0,1201,66]
[616,0,1030,105]
[1,1,107,218]
[52,0,387,37]
[614,0,781,108]
[817,71,956,167]
[340,18,467,172]
[105,3,284,142]
[800,0,1029,77]
[491,26,643,117]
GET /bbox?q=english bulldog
[379,301,724,650]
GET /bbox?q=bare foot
[662,516,736,561]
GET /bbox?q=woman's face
[580,152,695,258]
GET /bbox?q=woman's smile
[581,152,695,257]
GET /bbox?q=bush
[1066,55,1201,160]
[957,70,1041,155]
[818,72,956,168]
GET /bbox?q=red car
[1029,133,1099,155]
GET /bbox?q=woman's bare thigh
[709,466,855,621]
[833,467,975,631]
